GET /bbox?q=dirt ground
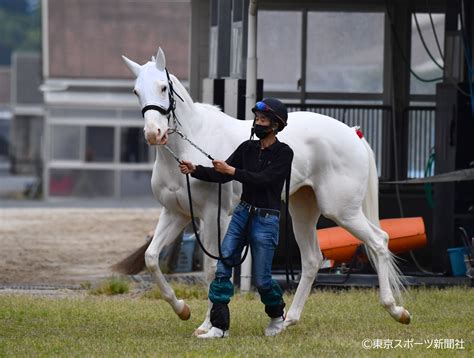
[0,208,161,285]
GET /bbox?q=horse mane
[194,102,231,119]
[195,102,222,112]
[169,74,235,122]
[169,74,195,109]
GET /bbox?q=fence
[286,103,436,179]
[407,106,436,178]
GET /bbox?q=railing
[286,104,390,177]
[286,103,436,179]
[407,106,436,178]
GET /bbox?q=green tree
[0,0,29,13]
[0,1,41,65]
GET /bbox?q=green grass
[0,287,472,357]
[142,283,208,301]
[89,276,130,296]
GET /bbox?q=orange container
[318,217,426,263]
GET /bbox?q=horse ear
[156,47,166,71]
[122,55,141,77]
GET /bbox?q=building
[189,0,474,274]
[37,0,474,273]
[41,0,190,199]
[10,52,45,177]
[0,67,11,171]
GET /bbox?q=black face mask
[254,124,273,139]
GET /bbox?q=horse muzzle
[144,128,169,146]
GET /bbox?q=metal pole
[240,0,257,292]
[244,0,257,121]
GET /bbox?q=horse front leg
[145,208,190,319]
[193,254,217,336]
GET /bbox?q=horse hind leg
[145,208,191,320]
[284,186,323,329]
[333,210,411,324]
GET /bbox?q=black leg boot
[197,302,230,339]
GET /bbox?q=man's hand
[212,160,235,176]
[179,160,196,174]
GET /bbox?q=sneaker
[265,315,285,337]
[197,326,229,339]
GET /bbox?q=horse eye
[161,86,167,93]
[133,89,139,96]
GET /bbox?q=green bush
[89,276,130,295]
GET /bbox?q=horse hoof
[398,309,411,325]
[283,318,297,329]
[193,329,208,336]
[178,303,191,320]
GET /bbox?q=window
[51,125,81,160]
[209,27,219,78]
[306,12,384,93]
[257,11,302,92]
[85,126,114,162]
[50,169,114,197]
[120,127,149,163]
[410,13,445,95]
[230,22,243,77]
[0,119,8,158]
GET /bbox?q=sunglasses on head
[254,101,284,122]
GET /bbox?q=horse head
[122,47,173,146]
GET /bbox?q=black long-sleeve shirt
[191,139,293,210]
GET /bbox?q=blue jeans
[208,202,284,315]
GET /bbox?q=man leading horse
[180,98,293,338]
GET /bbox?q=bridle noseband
[141,104,169,117]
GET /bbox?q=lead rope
[162,144,250,267]
[160,75,291,274]
[216,180,251,267]
[147,70,250,267]
[174,129,214,161]
[188,175,250,267]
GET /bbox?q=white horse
[121,47,411,335]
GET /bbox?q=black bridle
[141,104,170,117]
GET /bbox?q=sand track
[0,208,161,285]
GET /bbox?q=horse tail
[360,136,405,302]
[360,137,380,227]
[111,233,152,275]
